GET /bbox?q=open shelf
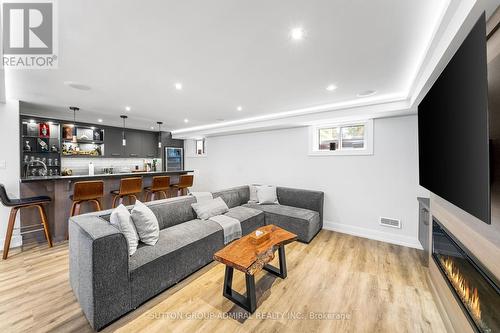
[62,139,104,144]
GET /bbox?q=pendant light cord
[157,121,163,149]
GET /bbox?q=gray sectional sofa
[69,185,324,330]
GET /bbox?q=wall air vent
[380,217,401,229]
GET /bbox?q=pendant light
[69,106,79,143]
[120,115,128,146]
[157,121,163,148]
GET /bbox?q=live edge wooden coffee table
[213,224,297,313]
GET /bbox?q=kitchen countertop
[20,170,193,183]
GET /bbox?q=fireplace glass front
[432,219,500,333]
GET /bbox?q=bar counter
[20,170,193,244]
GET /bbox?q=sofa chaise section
[242,202,320,243]
[214,185,324,243]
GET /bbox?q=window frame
[194,138,207,157]
[309,119,374,156]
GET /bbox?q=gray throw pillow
[191,197,229,220]
[110,204,139,256]
[131,200,160,246]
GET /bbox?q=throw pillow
[249,185,259,203]
[110,204,139,256]
[256,185,279,204]
[190,192,214,203]
[191,197,229,220]
[131,200,160,246]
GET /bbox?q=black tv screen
[418,14,490,224]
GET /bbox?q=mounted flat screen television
[418,14,491,224]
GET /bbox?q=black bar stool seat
[0,184,53,260]
[2,195,51,207]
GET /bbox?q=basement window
[309,119,373,156]
[195,139,206,156]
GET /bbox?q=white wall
[186,115,428,248]
[0,100,21,249]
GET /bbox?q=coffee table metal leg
[263,244,288,278]
[222,266,257,313]
[245,273,257,313]
[223,266,234,296]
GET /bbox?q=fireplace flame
[440,256,481,320]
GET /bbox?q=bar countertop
[20,170,194,183]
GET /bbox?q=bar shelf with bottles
[61,123,105,157]
[21,117,61,177]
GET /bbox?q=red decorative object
[39,123,50,138]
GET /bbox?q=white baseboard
[0,235,22,250]
[323,220,423,250]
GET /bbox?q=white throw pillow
[191,197,229,220]
[131,200,160,246]
[256,185,279,204]
[190,192,214,204]
[249,185,259,203]
[110,204,139,256]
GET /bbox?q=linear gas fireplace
[432,219,500,333]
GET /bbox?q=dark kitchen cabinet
[142,132,159,158]
[125,130,142,158]
[104,127,124,157]
[103,127,169,159]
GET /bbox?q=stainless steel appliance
[165,147,183,171]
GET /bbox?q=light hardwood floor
[0,230,447,333]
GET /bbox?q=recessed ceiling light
[97,118,103,123]
[357,90,377,97]
[150,126,154,130]
[290,27,305,41]
[326,84,337,92]
[125,106,131,112]
[237,106,243,111]
[175,83,183,90]
[184,118,189,123]
[63,81,91,91]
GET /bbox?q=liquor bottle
[24,141,31,151]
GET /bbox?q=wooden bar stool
[70,181,104,217]
[172,175,194,196]
[144,176,170,201]
[0,184,52,260]
[111,177,143,208]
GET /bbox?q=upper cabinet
[142,132,159,158]
[104,127,125,157]
[124,130,142,157]
[104,128,160,158]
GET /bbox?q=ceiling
[3,0,486,131]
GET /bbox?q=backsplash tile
[61,158,162,175]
